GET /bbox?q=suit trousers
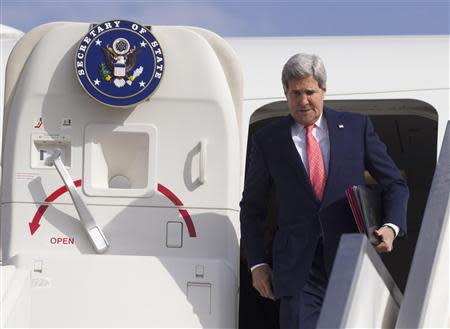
[279,240,328,329]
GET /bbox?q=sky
[1,0,449,37]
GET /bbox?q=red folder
[345,186,366,234]
[346,185,383,244]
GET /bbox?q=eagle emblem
[99,38,142,88]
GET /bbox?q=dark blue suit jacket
[240,107,409,298]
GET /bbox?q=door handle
[198,139,207,185]
[46,149,109,253]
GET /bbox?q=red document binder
[346,185,383,244]
[346,186,366,234]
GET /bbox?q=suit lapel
[277,115,319,204]
[322,108,345,207]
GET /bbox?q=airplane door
[1,20,242,328]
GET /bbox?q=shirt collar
[292,111,327,135]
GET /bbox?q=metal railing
[396,121,450,328]
[317,234,402,328]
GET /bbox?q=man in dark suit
[239,53,409,329]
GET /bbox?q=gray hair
[281,53,327,90]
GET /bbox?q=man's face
[284,76,326,126]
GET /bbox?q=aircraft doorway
[239,99,438,329]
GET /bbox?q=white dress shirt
[291,113,330,177]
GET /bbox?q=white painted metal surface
[1,25,23,146]
[347,254,400,327]
[317,235,402,329]
[1,265,31,327]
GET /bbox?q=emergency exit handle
[46,149,109,253]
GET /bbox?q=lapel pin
[338,124,344,129]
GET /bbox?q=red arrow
[29,180,197,238]
[29,222,40,235]
[157,183,197,237]
[29,180,82,236]
[29,205,47,235]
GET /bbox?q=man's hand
[251,264,275,300]
[374,226,395,253]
